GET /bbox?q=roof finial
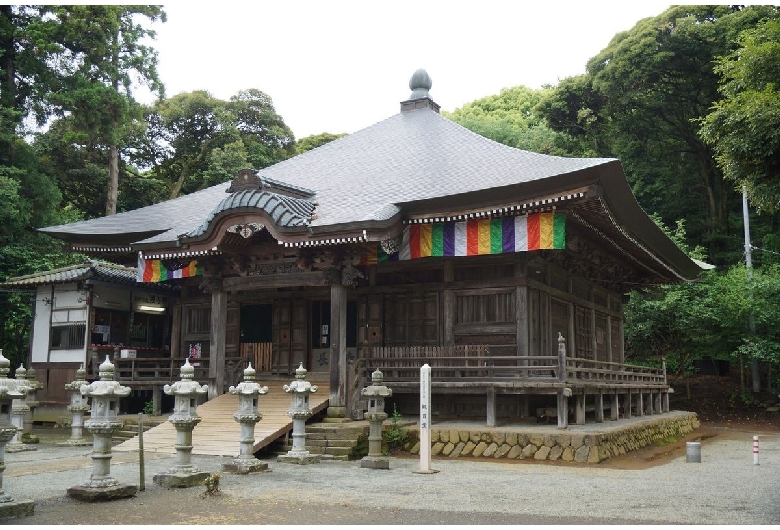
[401,69,440,114]
[409,68,432,100]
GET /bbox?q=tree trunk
[105,142,119,215]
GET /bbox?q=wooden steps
[113,379,330,457]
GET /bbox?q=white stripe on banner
[399,226,411,261]
[454,221,467,256]
[515,215,528,251]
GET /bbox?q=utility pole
[743,187,760,393]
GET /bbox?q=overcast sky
[147,1,678,139]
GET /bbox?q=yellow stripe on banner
[540,212,554,249]
[419,224,433,257]
[152,260,162,281]
[478,219,491,255]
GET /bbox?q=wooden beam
[222,271,325,291]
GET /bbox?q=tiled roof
[39,107,613,246]
[0,261,177,291]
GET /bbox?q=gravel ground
[2,428,779,525]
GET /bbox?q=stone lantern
[0,350,35,518]
[22,367,43,445]
[57,365,92,447]
[152,358,210,488]
[360,368,393,469]
[222,362,269,474]
[277,363,320,465]
[6,366,32,453]
[66,356,136,502]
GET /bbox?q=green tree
[444,86,572,155]
[538,5,780,265]
[49,5,166,215]
[148,90,294,198]
[294,132,346,155]
[699,18,780,213]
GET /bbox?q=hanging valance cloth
[364,212,565,264]
[136,255,201,282]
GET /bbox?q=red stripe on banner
[527,213,541,250]
[466,219,480,255]
[143,260,153,282]
[409,224,422,259]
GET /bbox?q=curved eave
[595,163,705,281]
[39,228,167,247]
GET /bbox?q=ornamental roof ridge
[183,188,316,241]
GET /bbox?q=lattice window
[51,323,86,349]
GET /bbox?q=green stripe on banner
[432,223,444,257]
[553,213,566,249]
[490,218,503,254]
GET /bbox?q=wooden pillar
[556,388,569,429]
[170,305,182,358]
[648,390,655,415]
[655,391,663,414]
[575,390,586,425]
[623,390,632,419]
[663,391,670,412]
[518,395,529,418]
[328,283,348,418]
[610,391,619,421]
[516,285,529,358]
[637,391,644,416]
[486,387,496,427]
[595,390,604,423]
[556,333,568,429]
[208,288,227,400]
[152,385,161,416]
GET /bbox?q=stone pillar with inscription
[360,369,392,469]
[153,359,210,488]
[278,363,320,464]
[58,365,92,447]
[67,356,136,502]
[222,363,269,474]
[0,350,35,518]
[6,366,32,453]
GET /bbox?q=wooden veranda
[363,336,670,428]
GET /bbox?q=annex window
[51,323,86,349]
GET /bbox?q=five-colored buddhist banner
[364,212,565,264]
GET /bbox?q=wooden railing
[113,356,251,387]
[367,341,667,387]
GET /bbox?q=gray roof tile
[40,107,613,247]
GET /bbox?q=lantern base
[277,451,321,465]
[222,458,270,475]
[56,437,93,447]
[5,442,36,453]
[0,498,35,519]
[66,483,137,502]
[152,470,211,488]
[360,456,390,469]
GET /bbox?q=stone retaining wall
[404,412,700,464]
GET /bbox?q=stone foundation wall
[405,412,700,464]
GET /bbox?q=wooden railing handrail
[367,344,667,387]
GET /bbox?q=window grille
[51,323,86,349]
